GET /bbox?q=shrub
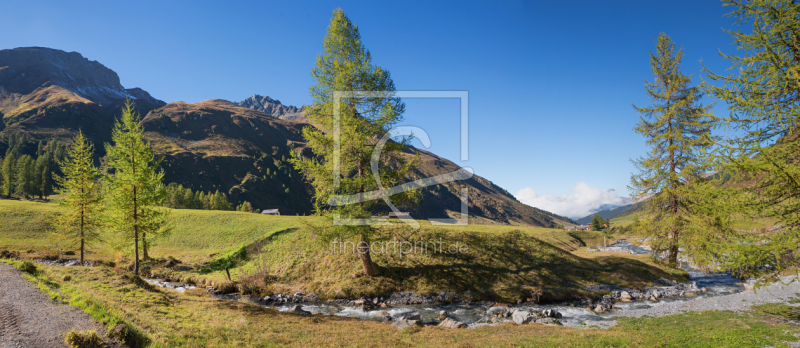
[19,261,37,275]
[64,329,105,348]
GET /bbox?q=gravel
[617,276,800,319]
[0,263,122,348]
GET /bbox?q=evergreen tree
[291,9,420,277]
[630,33,715,266]
[104,100,169,274]
[700,0,800,279]
[14,155,35,197]
[34,154,50,199]
[2,154,14,197]
[182,188,196,209]
[591,214,604,231]
[55,131,102,264]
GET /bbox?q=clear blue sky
[2,0,740,218]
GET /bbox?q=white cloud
[515,182,631,219]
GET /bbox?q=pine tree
[2,154,14,197]
[104,100,169,274]
[291,9,420,277]
[14,155,35,198]
[630,33,716,267]
[55,131,102,264]
[700,0,800,279]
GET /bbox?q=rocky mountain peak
[239,94,307,122]
[0,47,164,108]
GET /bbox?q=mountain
[0,47,574,227]
[574,201,645,225]
[239,94,308,122]
[142,99,575,226]
[0,47,165,147]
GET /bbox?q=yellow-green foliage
[64,330,104,348]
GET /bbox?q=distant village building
[261,209,280,216]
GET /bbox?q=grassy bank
[0,199,685,302]
[2,261,798,347]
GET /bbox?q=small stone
[490,317,500,324]
[700,287,707,293]
[534,317,562,325]
[392,319,421,330]
[593,305,605,313]
[440,317,468,329]
[380,303,388,308]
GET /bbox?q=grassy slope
[1,199,684,302]
[4,260,798,348]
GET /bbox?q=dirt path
[0,263,119,348]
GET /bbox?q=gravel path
[0,263,120,348]
[618,276,800,319]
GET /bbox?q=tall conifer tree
[292,9,419,277]
[630,33,715,266]
[701,0,800,279]
[55,131,102,264]
[104,100,168,274]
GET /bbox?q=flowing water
[144,240,746,328]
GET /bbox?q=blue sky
[2,0,740,218]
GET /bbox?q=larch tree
[292,9,420,277]
[2,154,13,197]
[700,0,800,279]
[630,33,716,267]
[14,155,35,198]
[55,131,103,264]
[104,100,169,275]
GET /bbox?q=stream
[143,241,747,328]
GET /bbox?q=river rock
[439,310,448,320]
[535,317,562,325]
[290,305,311,315]
[395,311,421,321]
[440,317,467,329]
[392,319,421,330]
[512,310,532,325]
[593,305,605,313]
[542,309,562,319]
[619,291,633,301]
[491,316,500,324]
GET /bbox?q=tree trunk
[357,234,378,277]
[133,186,139,275]
[143,232,148,261]
[80,213,85,265]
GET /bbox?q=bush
[64,329,105,348]
[19,261,37,275]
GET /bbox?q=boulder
[395,311,421,321]
[290,305,311,315]
[439,317,468,329]
[542,309,562,319]
[512,310,532,325]
[619,291,633,301]
[438,310,448,321]
[593,305,605,313]
[392,319,421,330]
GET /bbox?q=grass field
[0,199,686,301]
[3,198,800,347]
[3,259,799,348]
